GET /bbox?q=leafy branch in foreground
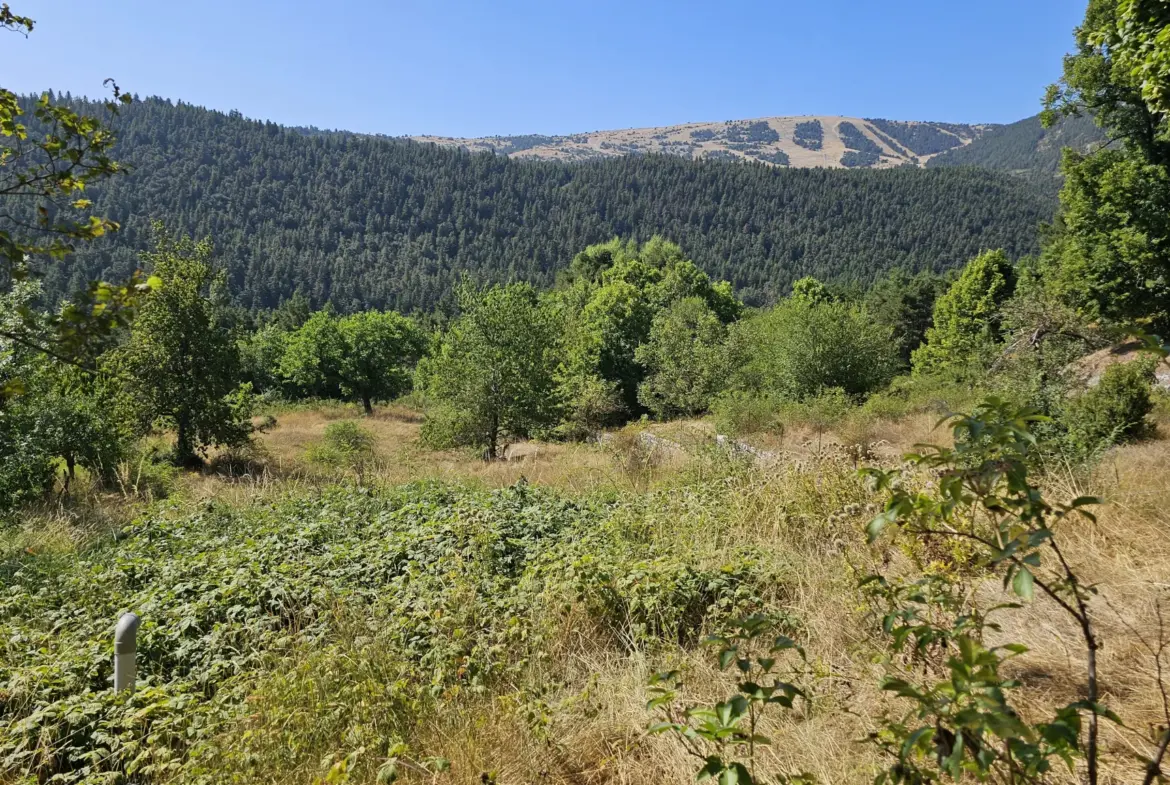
[862,397,1167,785]
[1,4,152,386]
[647,614,815,785]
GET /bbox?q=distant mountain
[926,113,1107,177]
[413,116,996,170]
[10,97,1054,313]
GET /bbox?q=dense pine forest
[16,96,1054,312]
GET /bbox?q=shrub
[306,421,377,478]
[732,299,898,401]
[112,447,180,501]
[711,391,782,436]
[1063,358,1157,451]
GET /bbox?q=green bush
[732,299,898,401]
[711,391,782,436]
[1063,358,1157,451]
[306,421,378,481]
[112,446,180,501]
[0,420,55,517]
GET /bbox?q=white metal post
[114,612,140,693]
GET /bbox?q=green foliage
[793,120,823,150]
[418,282,560,457]
[554,238,742,422]
[0,15,149,386]
[789,275,831,305]
[647,614,813,785]
[838,121,884,168]
[307,420,378,480]
[113,229,253,466]
[862,398,1128,785]
[1107,0,1170,117]
[280,309,424,411]
[865,118,969,156]
[238,323,288,397]
[11,98,1053,314]
[336,310,425,414]
[635,298,731,418]
[912,250,1017,377]
[733,299,898,401]
[1063,358,1157,451]
[0,480,772,783]
[863,268,949,367]
[279,309,346,398]
[1040,0,1170,333]
[927,112,1105,177]
[711,391,781,436]
[1042,148,1170,330]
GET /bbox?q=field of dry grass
[7,402,1168,784]
[203,403,1170,783]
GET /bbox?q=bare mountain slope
[413,115,995,169]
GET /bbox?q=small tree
[117,231,252,466]
[336,311,425,414]
[279,309,345,399]
[635,297,730,418]
[418,283,560,458]
[912,250,1017,377]
[733,299,898,400]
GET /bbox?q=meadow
[4,399,1168,785]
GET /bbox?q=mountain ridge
[412,115,996,169]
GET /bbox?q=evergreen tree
[863,268,949,367]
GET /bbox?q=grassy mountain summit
[416,112,1108,176]
[413,115,993,169]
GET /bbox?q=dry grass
[245,404,619,494]
[14,401,1169,784]
[185,404,1170,784]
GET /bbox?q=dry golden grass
[407,425,1170,784]
[247,404,619,493]
[18,402,1166,785]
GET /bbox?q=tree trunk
[487,411,499,460]
[362,395,373,416]
[175,417,198,467]
[63,454,76,495]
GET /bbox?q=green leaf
[1012,567,1035,601]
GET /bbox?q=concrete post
[114,612,140,693]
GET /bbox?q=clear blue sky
[1,1,1085,137]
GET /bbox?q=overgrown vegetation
[3,1,1170,783]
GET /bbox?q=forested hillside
[20,96,1053,312]
[927,112,1106,175]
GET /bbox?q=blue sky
[1,1,1085,137]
